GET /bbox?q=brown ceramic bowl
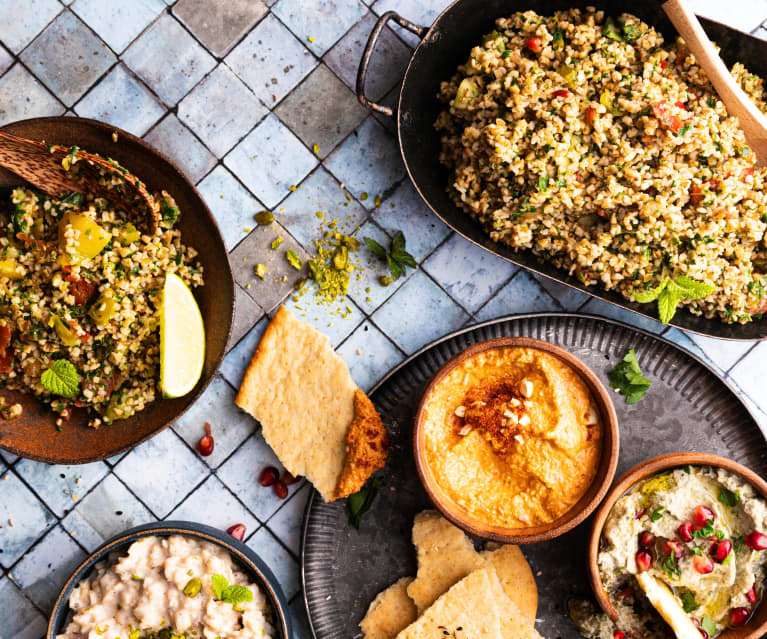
[0,116,234,464]
[588,452,767,639]
[413,336,619,544]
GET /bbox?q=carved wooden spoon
[663,0,767,167]
[0,131,159,232]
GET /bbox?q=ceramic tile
[220,315,269,388]
[14,459,109,518]
[20,10,115,107]
[224,113,319,208]
[229,222,310,312]
[728,342,767,417]
[580,296,665,335]
[275,64,368,159]
[218,433,302,521]
[0,45,12,76]
[173,0,269,57]
[225,14,317,106]
[274,166,367,250]
[0,63,64,126]
[266,483,311,555]
[0,577,47,639]
[178,63,268,157]
[75,64,164,136]
[114,428,208,517]
[324,11,411,102]
[168,475,259,538]
[370,0,444,47]
[197,165,267,251]
[11,525,87,613]
[71,0,164,53]
[337,320,404,391]
[284,292,364,347]
[475,271,560,322]
[688,0,767,33]
[173,374,259,468]
[0,471,56,568]
[0,450,18,465]
[531,273,589,312]
[246,526,300,599]
[661,327,711,365]
[371,270,469,354]
[143,114,217,183]
[324,117,405,205]
[61,474,153,552]
[0,0,62,54]
[229,285,266,350]
[423,233,517,314]
[273,0,367,56]
[686,332,756,374]
[123,13,216,105]
[371,180,450,261]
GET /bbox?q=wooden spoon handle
[663,0,767,166]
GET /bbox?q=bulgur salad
[436,8,767,324]
[0,164,203,426]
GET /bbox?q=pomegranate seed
[197,423,214,456]
[746,585,758,604]
[613,631,625,639]
[635,550,652,572]
[552,89,569,99]
[281,470,299,485]
[709,539,732,563]
[677,522,693,542]
[730,607,750,626]
[616,587,635,602]
[227,524,246,541]
[639,531,655,548]
[259,466,279,487]
[662,540,684,558]
[692,554,714,574]
[694,505,715,527]
[274,481,288,499]
[745,531,767,551]
[525,36,542,53]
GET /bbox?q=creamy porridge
[57,535,275,639]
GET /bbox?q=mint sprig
[40,360,80,398]
[607,349,651,404]
[346,477,382,529]
[634,276,715,324]
[211,574,253,607]
[364,231,416,283]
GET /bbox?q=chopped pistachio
[271,236,284,250]
[255,263,267,279]
[254,211,274,225]
[286,249,303,270]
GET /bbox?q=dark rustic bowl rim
[587,452,767,639]
[46,520,292,639]
[412,335,620,544]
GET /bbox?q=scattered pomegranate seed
[677,522,694,542]
[693,505,715,527]
[745,531,767,551]
[730,607,750,626]
[662,540,684,558]
[525,36,542,53]
[613,631,625,639]
[552,89,569,99]
[635,550,652,572]
[281,470,299,485]
[227,524,246,541]
[259,466,279,487]
[274,481,288,499]
[709,539,732,563]
[197,423,214,456]
[638,531,655,548]
[692,554,714,574]
[746,585,758,604]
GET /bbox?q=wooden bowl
[413,336,620,544]
[0,117,234,464]
[587,452,767,639]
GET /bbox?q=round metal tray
[301,313,766,639]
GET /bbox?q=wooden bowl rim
[587,452,767,639]
[412,336,620,544]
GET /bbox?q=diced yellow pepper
[0,259,23,280]
[50,315,79,346]
[89,290,118,327]
[117,223,141,246]
[58,213,110,260]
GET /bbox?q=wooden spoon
[663,0,767,167]
[0,131,159,232]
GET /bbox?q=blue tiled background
[0,0,766,636]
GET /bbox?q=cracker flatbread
[360,577,418,639]
[483,567,544,639]
[481,544,538,622]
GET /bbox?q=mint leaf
[387,254,402,281]
[634,277,669,303]
[40,360,80,398]
[391,249,416,269]
[673,276,716,300]
[680,592,698,613]
[650,506,664,522]
[719,488,739,507]
[701,616,717,638]
[223,584,253,606]
[346,477,382,529]
[657,286,680,324]
[608,349,651,403]
[363,237,387,259]
[211,575,228,601]
[391,230,406,256]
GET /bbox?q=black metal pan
[356,0,767,340]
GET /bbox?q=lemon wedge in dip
[160,272,205,398]
[635,572,701,639]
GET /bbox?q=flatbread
[407,510,488,613]
[483,567,545,639]
[234,306,387,501]
[481,545,538,622]
[360,577,418,639]
[396,569,502,639]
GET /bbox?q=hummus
[422,346,602,528]
[598,466,767,639]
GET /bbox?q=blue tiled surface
[1,1,766,634]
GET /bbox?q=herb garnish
[634,276,716,324]
[210,574,253,607]
[718,488,740,507]
[40,360,80,398]
[692,521,715,540]
[649,507,664,522]
[364,231,416,285]
[607,349,651,404]
[701,615,717,638]
[661,555,680,579]
[680,592,698,613]
[346,477,382,528]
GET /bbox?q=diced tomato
[78,331,91,343]
[707,179,720,191]
[0,348,13,373]
[676,47,688,65]
[525,36,542,53]
[742,167,755,182]
[552,89,569,98]
[651,101,682,133]
[660,61,668,71]
[0,323,11,352]
[585,106,597,125]
[689,183,704,207]
[68,277,98,305]
[675,101,688,110]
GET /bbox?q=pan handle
[356,11,425,116]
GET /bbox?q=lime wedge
[160,272,205,398]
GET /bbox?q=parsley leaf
[210,575,253,607]
[650,506,664,522]
[537,174,549,191]
[346,477,382,529]
[701,616,717,638]
[661,554,680,579]
[692,521,715,539]
[680,592,698,613]
[40,360,80,398]
[719,488,740,507]
[608,349,651,404]
[634,276,716,324]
